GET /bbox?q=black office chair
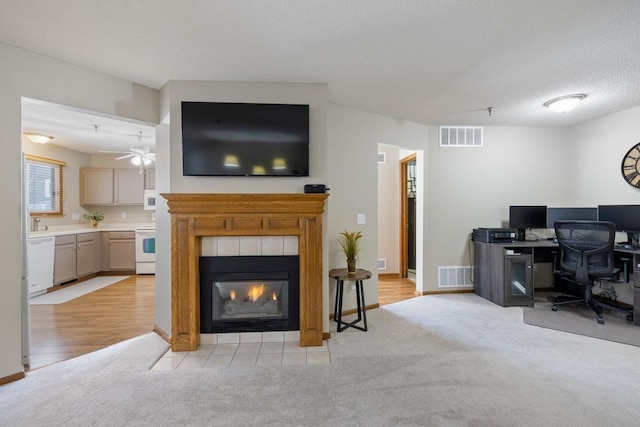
[552,220,619,324]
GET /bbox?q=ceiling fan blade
[115,153,136,160]
[99,150,132,154]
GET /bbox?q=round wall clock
[622,142,640,188]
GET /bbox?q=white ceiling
[5,0,640,152]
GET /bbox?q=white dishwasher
[27,236,55,297]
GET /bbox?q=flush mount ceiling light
[24,132,53,144]
[543,94,587,113]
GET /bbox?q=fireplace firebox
[199,256,299,333]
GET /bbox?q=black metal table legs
[333,278,368,332]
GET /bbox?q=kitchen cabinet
[106,231,136,271]
[80,167,144,206]
[53,232,100,285]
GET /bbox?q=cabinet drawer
[77,232,99,242]
[108,231,135,239]
[55,234,76,245]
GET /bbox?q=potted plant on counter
[339,230,362,275]
[83,210,104,228]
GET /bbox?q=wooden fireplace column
[163,193,329,351]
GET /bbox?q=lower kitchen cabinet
[53,232,101,285]
[105,231,136,271]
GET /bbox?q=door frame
[399,153,416,279]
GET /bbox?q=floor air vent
[439,126,483,147]
[438,266,473,288]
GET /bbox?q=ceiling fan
[99,132,155,166]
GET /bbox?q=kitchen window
[25,154,65,216]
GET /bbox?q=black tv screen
[181,102,309,176]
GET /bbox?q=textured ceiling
[4,0,640,152]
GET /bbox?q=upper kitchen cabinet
[80,167,144,206]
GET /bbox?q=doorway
[400,154,417,280]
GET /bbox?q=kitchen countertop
[28,222,155,238]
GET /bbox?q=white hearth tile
[177,356,208,370]
[283,236,298,255]
[239,236,262,255]
[284,330,300,342]
[217,237,240,256]
[212,343,239,356]
[262,331,284,342]
[204,355,233,368]
[151,357,183,371]
[217,333,240,344]
[281,352,307,365]
[256,352,282,367]
[237,343,261,355]
[230,354,258,368]
[261,236,284,255]
[201,237,217,256]
[306,341,329,352]
[306,351,331,365]
[164,350,189,358]
[239,332,262,343]
[200,334,217,345]
[260,342,284,354]
[188,344,215,357]
[283,341,305,353]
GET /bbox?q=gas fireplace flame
[248,284,265,303]
[229,290,236,301]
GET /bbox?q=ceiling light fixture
[273,158,287,170]
[24,132,53,144]
[224,155,239,167]
[543,94,587,113]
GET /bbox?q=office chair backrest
[554,220,616,284]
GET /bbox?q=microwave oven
[143,190,156,211]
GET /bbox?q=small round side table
[329,268,372,332]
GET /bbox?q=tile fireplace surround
[163,193,329,352]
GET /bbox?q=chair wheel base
[597,316,605,324]
[551,305,558,311]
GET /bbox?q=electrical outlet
[357,213,365,225]
[121,212,127,219]
[71,213,80,220]
[351,283,356,290]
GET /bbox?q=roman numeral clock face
[622,143,640,188]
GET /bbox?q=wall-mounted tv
[181,102,310,176]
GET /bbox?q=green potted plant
[339,230,362,274]
[83,210,104,228]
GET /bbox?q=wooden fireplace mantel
[162,193,329,351]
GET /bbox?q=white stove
[135,226,156,274]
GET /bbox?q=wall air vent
[377,152,386,163]
[377,258,387,270]
[439,126,483,147]
[438,266,474,288]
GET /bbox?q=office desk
[473,240,640,325]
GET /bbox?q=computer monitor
[598,205,640,248]
[546,207,598,228]
[509,205,547,241]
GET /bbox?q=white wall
[327,104,430,308]
[377,145,400,274]
[0,42,158,381]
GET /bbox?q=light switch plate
[357,213,365,225]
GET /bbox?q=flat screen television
[181,102,310,176]
[546,207,598,228]
[509,205,547,241]
[598,204,640,247]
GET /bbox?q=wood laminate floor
[378,275,417,306]
[27,275,155,371]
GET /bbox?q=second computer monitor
[546,207,598,228]
[509,205,547,241]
